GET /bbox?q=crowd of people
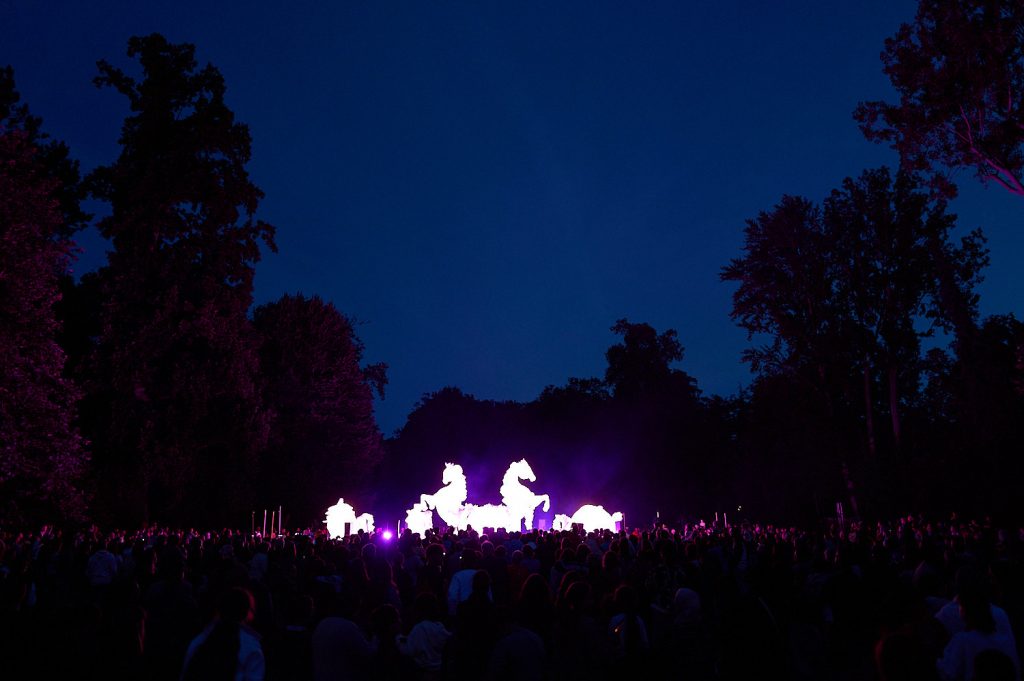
[0,514,1021,680]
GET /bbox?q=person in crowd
[447,549,482,616]
[312,592,376,681]
[6,515,1024,680]
[181,587,264,681]
[937,580,1020,681]
[397,592,451,679]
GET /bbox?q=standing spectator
[182,587,264,681]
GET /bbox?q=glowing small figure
[552,514,573,531]
[352,513,375,534]
[558,504,623,533]
[324,498,375,538]
[404,500,434,536]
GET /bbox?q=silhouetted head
[959,586,995,634]
[461,549,480,571]
[520,573,552,609]
[371,603,401,640]
[613,584,639,615]
[414,592,441,622]
[471,569,491,597]
[561,581,591,613]
[218,587,255,625]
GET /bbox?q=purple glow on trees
[0,69,88,522]
[254,294,385,525]
[84,35,276,525]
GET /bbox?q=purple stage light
[382,530,393,540]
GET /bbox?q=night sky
[3,1,1021,434]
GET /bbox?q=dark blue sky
[3,1,1021,434]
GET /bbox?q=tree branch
[959,104,975,146]
[973,150,1024,195]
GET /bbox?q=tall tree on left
[82,36,276,525]
[0,68,89,522]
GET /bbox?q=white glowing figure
[420,462,469,529]
[352,513,375,534]
[498,459,550,531]
[554,505,623,533]
[404,500,434,536]
[462,459,550,532]
[324,498,375,538]
[417,459,551,532]
[552,514,573,531]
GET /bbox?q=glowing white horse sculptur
[552,504,623,533]
[419,463,469,529]
[324,498,375,538]
[414,459,551,532]
[404,500,434,536]
[499,458,550,531]
[464,459,551,532]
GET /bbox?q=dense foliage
[856,0,1024,198]
[0,70,88,522]
[253,294,385,524]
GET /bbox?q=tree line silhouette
[2,1,1024,528]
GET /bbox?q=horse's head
[512,458,536,482]
[442,462,464,485]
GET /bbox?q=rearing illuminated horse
[420,463,469,529]
[500,459,550,531]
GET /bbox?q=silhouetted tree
[856,0,1024,198]
[0,71,88,521]
[253,294,386,525]
[605,319,697,401]
[723,169,988,515]
[916,314,1024,513]
[0,66,88,233]
[381,320,721,525]
[721,195,844,396]
[83,35,275,525]
[824,168,977,450]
